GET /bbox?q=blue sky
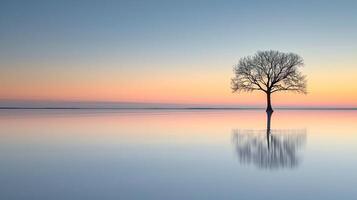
[1,0,356,64]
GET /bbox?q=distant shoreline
[0,107,356,110]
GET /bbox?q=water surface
[0,109,356,200]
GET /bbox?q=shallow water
[0,109,356,200]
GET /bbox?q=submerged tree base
[266,108,274,114]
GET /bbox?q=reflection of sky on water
[0,110,357,200]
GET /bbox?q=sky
[0,0,356,107]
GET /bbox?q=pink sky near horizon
[1,60,356,107]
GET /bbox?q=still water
[0,109,356,200]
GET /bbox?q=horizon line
[0,107,357,110]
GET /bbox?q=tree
[231,50,307,112]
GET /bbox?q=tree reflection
[232,112,306,169]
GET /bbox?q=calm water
[0,109,357,200]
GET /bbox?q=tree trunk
[266,92,273,113]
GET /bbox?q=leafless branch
[232,50,307,95]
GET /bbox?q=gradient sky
[0,0,356,107]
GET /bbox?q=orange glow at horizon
[1,61,356,107]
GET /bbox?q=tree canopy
[231,50,307,94]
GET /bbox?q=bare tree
[231,50,307,112]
